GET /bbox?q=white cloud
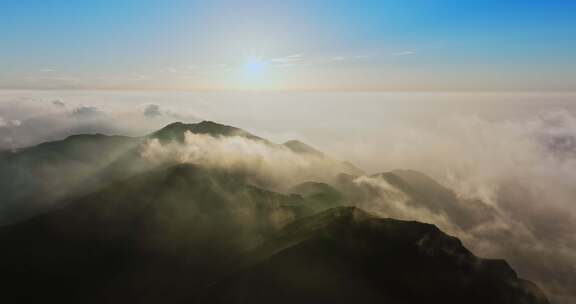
[1,90,575,302]
[0,117,21,127]
[392,50,416,56]
[271,54,302,63]
[165,67,181,74]
[272,63,296,69]
[141,131,357,190]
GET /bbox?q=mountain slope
[282,140,364,176]
[0,163,314,303]
[289,181,345,212]
[378,169,495,230]
[283,140,324,156]
[0,133,141,223]
[200,207,549,304]
[0,121,551,304]
[0,164,548,304]
[0,121,363,224]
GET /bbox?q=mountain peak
[196,120,225,127]
[150,121,265,143]
[283,140,324,156]
[156,120,232,133]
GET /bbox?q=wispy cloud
[271,54,302,63]
[142,103,199,121]
[0,117,21,127]
[318,54,371,65]
[52,99,66,108]
[270,54,303,68]
[133,74,152,80]
[70,105,104,119]
[165,67,179,73]
[272,63,296,69]
[392,50,416,56]
[24,75,81,87]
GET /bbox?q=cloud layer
[331,109,576,303]
[141,131,356,191]
[0,91,575,302]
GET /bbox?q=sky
[1,0,576,91]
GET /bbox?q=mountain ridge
[150,120,268,143]
[0,120,550,303]
[199,206,548,304]
[0,120,364,224]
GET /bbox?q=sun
[235,56,275,89]
[242,57,269,77]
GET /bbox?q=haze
[1,1,575,303]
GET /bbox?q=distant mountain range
[0,121,549,303]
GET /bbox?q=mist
[1,90,576,302]
[141,131,358,191]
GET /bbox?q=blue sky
[1,0,575,90]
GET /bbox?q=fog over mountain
[3,0,576,302]
[1,91,575,303]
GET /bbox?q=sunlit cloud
[133,74,152,80]
[165,67,181,73]
[271,54,302,63]
[241,57,269,77]
[272,63,296,69]
[392,50,416,56]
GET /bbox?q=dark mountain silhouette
[0,163,317,303]
[0,121,550,303]
[290,181,345,212]
[0,165,549,304]
[0,133,141,223]
[0,121,359,224]
[201,207,548,304]
[151,121,267,143]
[283,139,324,156]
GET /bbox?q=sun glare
[242,57,269,77]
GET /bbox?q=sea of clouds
[1,90,575,303]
